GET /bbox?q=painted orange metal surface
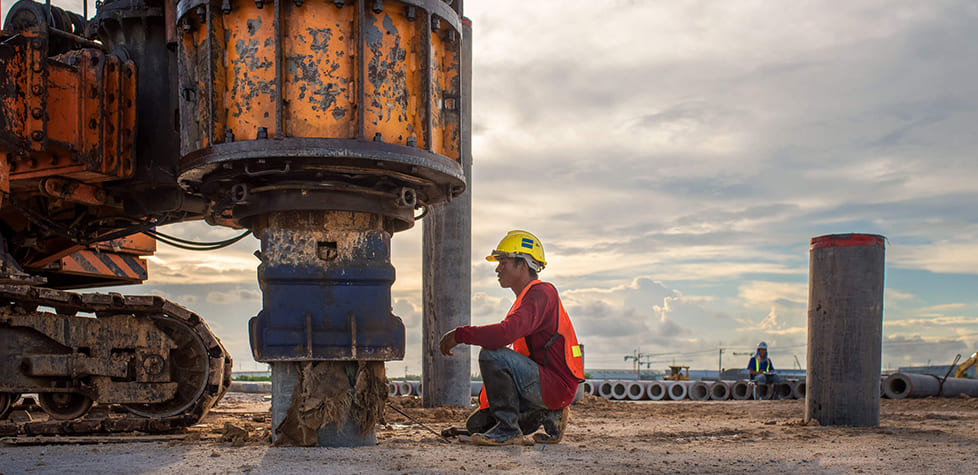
[430,23,460,160]
[282,1,357,139]
[41,177,106,206]
[55,248,148,283]
[222,3,277,141]
[0,29,137,185]
[363,8,427,147]
[179,0,461,163]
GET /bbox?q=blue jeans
[479,348,548,412]
[754,373,781,385]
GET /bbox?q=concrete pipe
[626,381,647,400]
[471,381,483,397]
[731,380,752,400]
[387,381,398,397]
[806,234,886,426]
[666,381,688,401]
[936,377,978,397]
[397,381,413,396]
[611,381,629,400]
[583,380,598,396]
[688,381,711,401]
[411,381,424,397]
[754,383,773,400]
[775,382,794,400]
[710,381,732,401]
[230,381,272,394]
[598,380,616,399]
[792,380,807,400]
[647,381,667,401]
[880,375,886,398]
[883,373,940,399]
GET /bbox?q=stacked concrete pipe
[775,382,794,400]
[412,381,424,397]
[387,381,398,397]
[397,381,413,396]
[611,381,629,400]
[647,381,667,401]
[688,381,711,401]
[666,381,688,400]
[626,381,647,400]
[710,381,732,401]
[731,380,752,400]
[598,380,616,399]
[583,380,598,396]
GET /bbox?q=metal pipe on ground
[666,381,688,401]
[688,381,711,401]
[731,380,751,400]
[806,233,886,427]
[626,381,647,400]
[611,381,629,400]
[598,380,616,399]
[647,381,667,401]
[710,381,732,401]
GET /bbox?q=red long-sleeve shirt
[455,282,579,409]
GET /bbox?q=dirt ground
[2,392,977,474]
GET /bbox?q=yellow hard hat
[485,230,547,272]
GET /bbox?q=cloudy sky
[5,0,978,376]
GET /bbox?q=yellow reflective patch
[572,345,581,357]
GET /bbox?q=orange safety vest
[478,280,585,409]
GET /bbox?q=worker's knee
[478,348,506,363]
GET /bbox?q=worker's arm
[454,285,549,350]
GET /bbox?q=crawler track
[0,285,232,437]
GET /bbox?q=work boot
[470,359,525,446]
[465,408,496,434]
[532,407,569,444]
[466,406,541,435]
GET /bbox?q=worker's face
[495,257,525,289]
[758,348,767,358]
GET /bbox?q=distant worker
[440,230,585,446]
[748,341,780,399]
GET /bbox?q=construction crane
[0,0,466,447]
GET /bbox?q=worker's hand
[439,329,458,356]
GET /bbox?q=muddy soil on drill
[2,392,977,474]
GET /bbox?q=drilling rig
[0,0,466,447]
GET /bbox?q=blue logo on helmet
[521,238,534,249]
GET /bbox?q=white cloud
[206,288,260,304]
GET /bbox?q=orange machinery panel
[0,28,136,187]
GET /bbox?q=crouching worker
[440,230,585,446]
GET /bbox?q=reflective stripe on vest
[479,280,585,410]
[755,358,771,373]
